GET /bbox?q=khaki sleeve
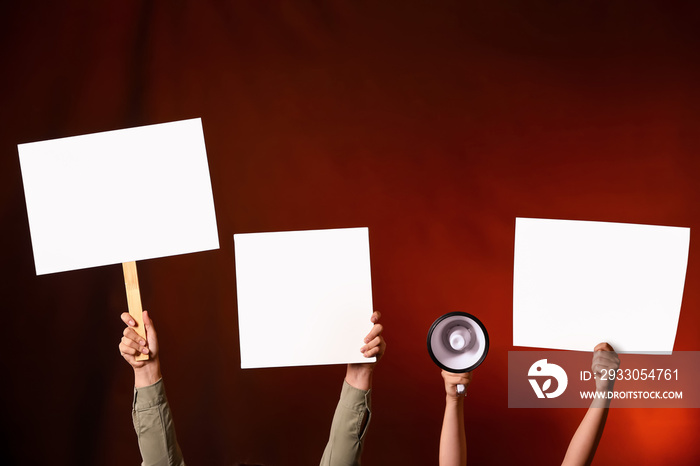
[132,379,186,466]
[319,380,372,466]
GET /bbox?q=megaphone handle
[456,384,466,396]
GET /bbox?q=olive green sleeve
[132,379,186,466]
[319,381,372,466]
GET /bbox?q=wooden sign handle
[122,261,149,361]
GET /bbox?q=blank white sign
[513,218,690,354]
[18,118,219,275]
[234,227,376,369]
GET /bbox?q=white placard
[234,227,375,369]
[18,118,219,275]
[513,218,689,354]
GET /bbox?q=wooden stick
[122,261,148,361]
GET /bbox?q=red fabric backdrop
[2,1,699,464]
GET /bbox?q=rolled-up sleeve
[319,381,372,466]
[132,379,186,466]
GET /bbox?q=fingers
[593,353,620,372]
[594,351,619,364]
[361,336,386,358]
[459,372,473,386]
[119,338,149,357]
[593,342,619,364]
[364,311,383,342]
[123,326,146,345]
[121,326,149,354]
[592,342,620,375]
[119,311,156,369]
[594,342,614,352]
[358,311,385,360]
[442,370,472,396]
[441,370,472,385]
[143,310,157,343]
[119,340,138,359]
[120,312,148,355]
[120,311,144,339]
[361,336,379,356]
[364,323,384,344]
[143,310,154,330]
[121,312,136,327]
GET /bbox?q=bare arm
[439,371,472,466]
[561,343,620,466]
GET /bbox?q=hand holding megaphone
[442,370,472,398]
[427,312,489,396]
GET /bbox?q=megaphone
[427,312,489,395]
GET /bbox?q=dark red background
[2,1,699,465]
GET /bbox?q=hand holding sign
[592,342,620,393]
[345,311,386,390]
[119,310,162,387]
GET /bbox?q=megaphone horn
[427,312,490,395]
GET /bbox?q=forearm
[563,343,618,465]
[134,362,162,389]
[344,364,373,391]
[561,402,610,466]
[132,379,185,466]
[319,381,371,466]
[439,397,467,466]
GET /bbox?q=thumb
[143,310,157,339]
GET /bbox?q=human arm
[439,371,472,466]
[120,311,185,466]
[561,342,620,466]
[319,311,386,466]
